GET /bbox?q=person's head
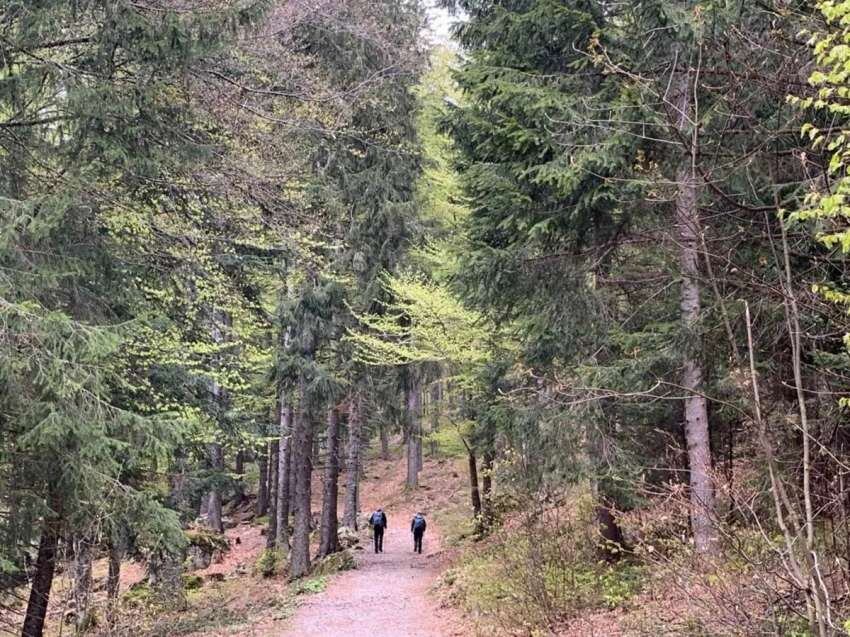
[376,507,382,513]
[417,511,423,517]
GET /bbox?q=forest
[3,0,850,636]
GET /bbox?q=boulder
[184,529,230,572]
[312,549,356,576]
[337,526,360,549]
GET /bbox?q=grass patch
[294,575,327,595]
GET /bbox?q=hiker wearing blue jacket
[369,508,387,553]
[411,512,427,554]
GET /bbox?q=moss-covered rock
[185,528,230,571]
[312,549,356,576]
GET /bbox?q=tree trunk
[406,373,421,488]
[276,403,292,550]
[468,449,482,520]
[596,504,625,562]
[288,435,297,519]
[234,449,246,505]
[482,450,494,525]
[430,381,441,456]
[256,449,269,517]
[206,442,225,534]
[266,438,279,549]
[319,407,341,557]
[290,375,313,578]
[21,516,60,637]
[105,537,124,628]
[343,392,362,530]
[72,536,93,633]
[379,421,390,460]
[672,63,716,555]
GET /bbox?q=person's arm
[411,518,415,532]
[422,520,427,532]
[382,512,387,528]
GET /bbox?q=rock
[205,572,225,583]
[312,549,356,576]
[337,526,360,548]
[184,528,230,572]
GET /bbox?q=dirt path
[281,455,464,637]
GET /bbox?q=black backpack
[413,515,426,531]
[371,511,384,528]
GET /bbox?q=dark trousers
[373,527,384,553]
[413,529,424,553]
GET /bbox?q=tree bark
[343,392,362,530]
[290,374,313,578]
[256,449,269,517]
[206,442,225,534]
[276,403,292,550]
[482,450,494,525]
[406,372,421,488]
[671,62,717,555]
[105,537,124,628]
[379,421,390,460]
[318,407,341,557]
[266,438,279,549]
[21,516,60,637]
[234,449,246,505]
[430,381,441,456]
[468,449,482,520]
[72,536,93,632]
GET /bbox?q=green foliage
[254,548,286,578]
[293,575,328,595]
[442,508,644,633]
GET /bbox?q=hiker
[411,512,427,554]
[369,507,387,553]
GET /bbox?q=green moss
[185,528,230,554]
[254,548,286,577]
[294,575,327,595]
[312,549,356,576]
[123,582,153,608]
[182,574,204,590]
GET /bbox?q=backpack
[413,515,426,532]
[370,511,384,528]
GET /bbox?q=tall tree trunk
[343,392,362,529]
[430,381,441,456]
[234,449,246,505]
[379,421,390,460]
[21,515,60,637]
[276,403,292,550]
[266,438,279,549]
[290,374,313,578]
[672,62,716,555]
[288,435,297,519]
[105,536,125,628]
[206,442,225,534]
[72,536,93,633]
[256,449,269,517]
[482,449,494,525]
[406,372,421,488]
[319,407,341,557]
[206,310,227,534]
[468,448,482,520]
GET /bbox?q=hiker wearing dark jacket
[370,508,387,553]
[411,512,426,554]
